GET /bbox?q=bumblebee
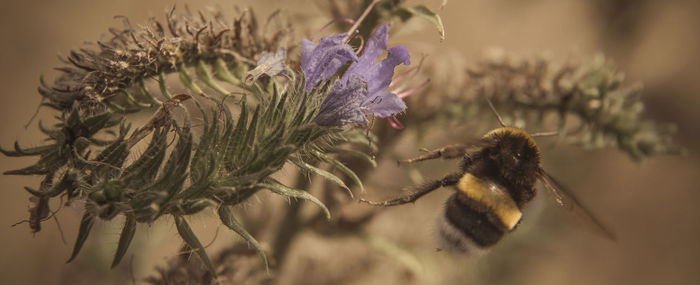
[361,101,614,253]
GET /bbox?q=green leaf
[23,186,44,196]
[331,148,377,168]
[104,99,140,114]
[5,150,63,176]
[38,120,63,139]
[174,215,216,277]
[289,86,311,127]
[120,90,152,109]
[213,58,242,86]
[218,104,238,165]
[240,106,261,163]
[121,126,169,186]
[150,120,192,196]
[158,71,173,99]
[291,158,353,198]
[272,90,289,123]
[0,141,53,157]
[189,107,218,180]
[396,5,446,41]
[111,214,137,268]
[196,60,231,96]
[260,86,279,126]
[177,63,204,96]
[231,98,249,160]
[66,213,95,263]
[343,130,378,152]
[312,150,364,193]
[24,169,76,198]
[217,206,269,272]
[66,107,81,128]
[138,79,162,106]
[260,180,331,220]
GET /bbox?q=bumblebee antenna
[486,98,507,127]
[486,98,559,137]
[530,131,559,137]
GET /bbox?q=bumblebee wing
[540,171,617,241]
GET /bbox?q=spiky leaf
[174,215,216,277]
[111,214,137,268]
[291,158,353,198]
[395,5,446,41]
[218,206,269,271]
[66,213,95,263]
[312,150,365,193]
[260,180,331,220]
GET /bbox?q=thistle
[0,4,423,277]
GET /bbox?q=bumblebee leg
[360,172,463,206]
[398,144,473,165]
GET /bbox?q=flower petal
[361,89,406,118]
[313,74,368,126]
[244,47,287,85]
[301,34,358,90]
[340,25,411,119]
[257,47,287,77]
[364,46,411,95]
[309,24,413,126]
[345,25,410,92]
[347,24,390,74]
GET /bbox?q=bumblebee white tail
[435,212,489,257]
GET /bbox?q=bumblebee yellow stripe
[457,173,522,230]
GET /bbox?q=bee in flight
[361,100,615,253]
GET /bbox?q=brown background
[1,0,699,284]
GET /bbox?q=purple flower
[346,25,410,118]
[305,24,411,126]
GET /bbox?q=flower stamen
[388,116,404,130]
[397,79,430,99]
[390,54,426,90]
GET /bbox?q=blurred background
[1,0,699,284]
